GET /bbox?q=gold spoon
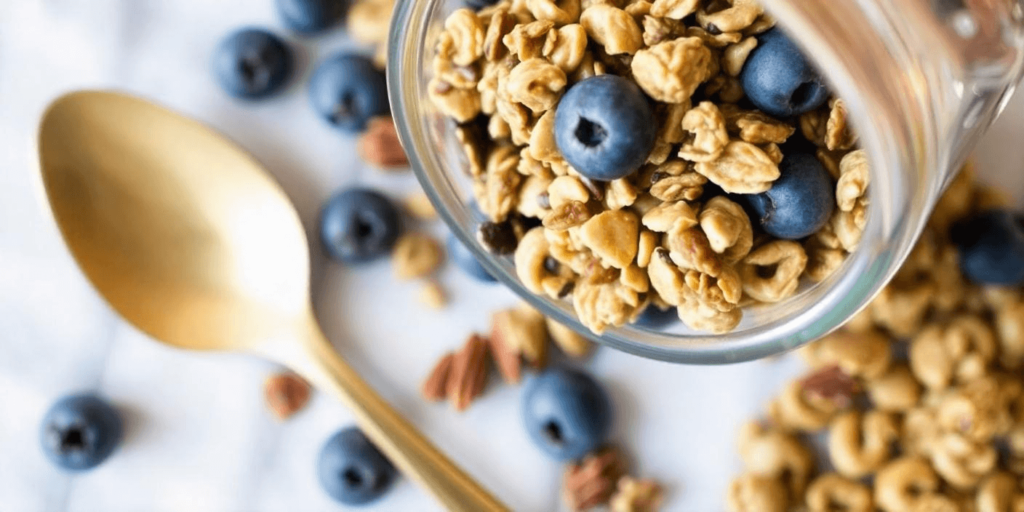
[36,90,506,511]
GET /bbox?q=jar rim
[387,0,936,363]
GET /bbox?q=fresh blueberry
[40,394,123,472]
[447,233,497,282]
[213,28,293,99]
[634,305,678,329]
[951,209,1024,286]
[318,427,397,505]
[308,54,388,133]
[740,28,829,117]
[465,0,500,9]
[522,367,612,461]
[554,75,656,181]
[320,187,401,263]
[742,153,834,240]
[276,0,347,34]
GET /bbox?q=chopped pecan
[564,446,629,511]
[447,334,491,411]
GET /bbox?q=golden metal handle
[278,316,509,512]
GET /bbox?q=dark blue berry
[317,427,397,505]
[213,28,293,99]
[522,367,612,461]
[951,209,1024,286]
[465,0,501,8]
[276,0,347,34]
[740,28,829,117]
[634,305,678,329]
[554,75,656,181]
[308,54,388,133]
[447,233,497,282]
[320,188,401,263]
[40,394,123,471]
[742,153,834,240]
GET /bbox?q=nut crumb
[403,192,438,221]
[358,116,409,169]
[564,446,629,511]
[393,232,445,279]
[610,477,665,512]
[418,280,448,309]
[264,372,312,420]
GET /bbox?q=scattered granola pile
[427,0,867,335]
[421,304,665,510]
[726,166,1024,512]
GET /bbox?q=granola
[726,170,1024,512]
[429,0,868,335]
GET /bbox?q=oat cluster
[429,0,867,335]
[726,166,1024,512]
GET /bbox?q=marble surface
[2,1,1024,511]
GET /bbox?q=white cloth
[1,1,1023,511]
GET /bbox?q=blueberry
[554,75,656,181]
[633,305,678,329]
[40,394,123,471]
[276,0,347,34]
[522,367,612,461]
[320,188,401,263]
[213,28,293,99]
[308,54,389,133]
[465,0,500,9]
[317,427,397,505]
[740,28,829,117]
[447,233,497,282]
[951,209,1024,286]
[742,153,834,240]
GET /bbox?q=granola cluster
[428,0,867,334]
[726,170,1024,512]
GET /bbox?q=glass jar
[387,0,1024,363]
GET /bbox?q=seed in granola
[554,75,656,181]
[477,220,519,254]
[741,153,835,239]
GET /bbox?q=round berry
[742,153,834,240]
[317,427,397,505]
[213,28,293,99]
[308,54,389,133]
[634,305,678,330]
[276,0,347,34]
[554,75,656,181]
[447,233,497,282]
[740,28,829,117]
[40,394,123,471]
[522,367,612,461]
[320,188,401,263]
[952,209,1024,286]
[465,0,500,9]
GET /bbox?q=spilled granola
[726,172,1024,512]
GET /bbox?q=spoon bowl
[37,90,505,511]
[39,91,309,351]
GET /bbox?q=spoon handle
[275,317,509,512]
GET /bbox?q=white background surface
[2,1,1024,511]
